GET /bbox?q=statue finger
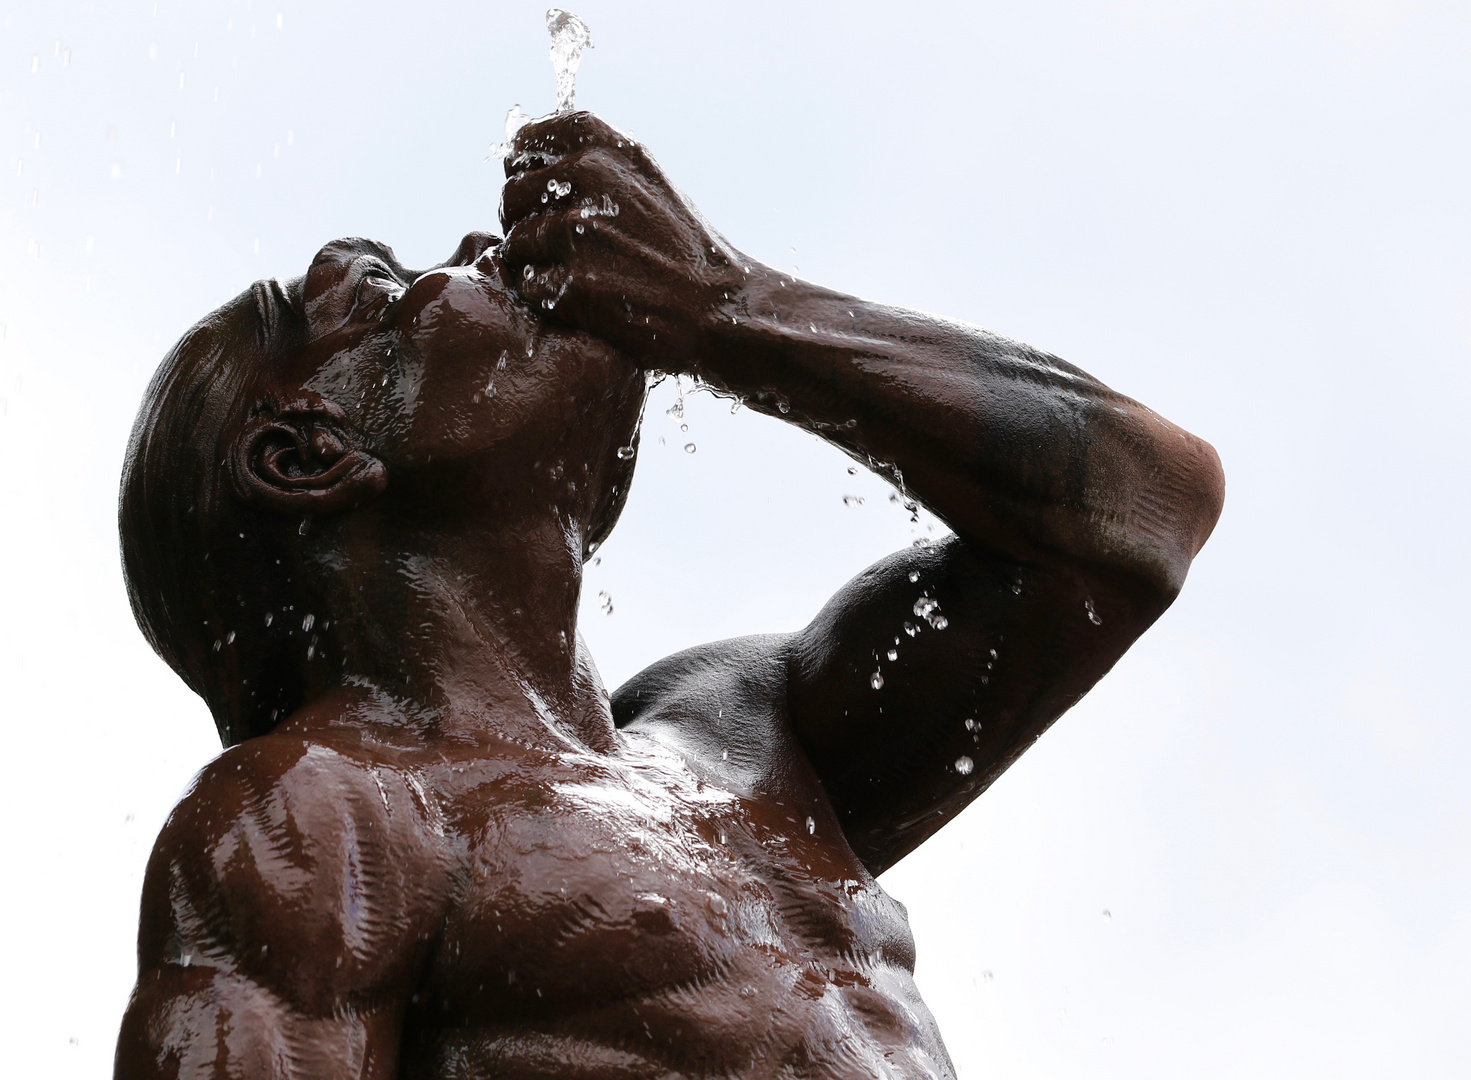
[506,111,628,176]
[501,211,579,272]
[499,169,580,233]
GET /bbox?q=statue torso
[387,726,954,1079]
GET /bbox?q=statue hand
[499,112,748,369]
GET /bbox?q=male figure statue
[116,113,1223,1078]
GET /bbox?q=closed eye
[351,264,406,321]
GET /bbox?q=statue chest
[410,736,916,1017]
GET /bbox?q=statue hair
[120,277,318,747]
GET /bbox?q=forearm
[494,111,1222,591]
[698,267,1224,596]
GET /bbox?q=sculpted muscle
[117,106,1221,1078]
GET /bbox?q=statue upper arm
[786,534,1173,874]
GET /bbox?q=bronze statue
[116,111,1223,1078]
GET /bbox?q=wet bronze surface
[116,112,1224,1078]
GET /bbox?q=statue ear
[231,403,387,516]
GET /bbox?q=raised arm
[503,113,1223,870]
[115,737,445,1078]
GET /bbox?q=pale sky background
[1,1,1468,1076]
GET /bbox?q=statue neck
[284,502,616,754]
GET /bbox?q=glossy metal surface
[116,111,1224,1078]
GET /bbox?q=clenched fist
[498,112,752,371]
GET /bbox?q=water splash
[547,9,594,113]
[488,104,532,161]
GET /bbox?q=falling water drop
[684,442,696,454]
[954,755,974,776]
[805,816,815,835]
[597,590,614,616]
[842,495,865,508]
[870,670,884,690]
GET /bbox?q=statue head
[120,233,645,746]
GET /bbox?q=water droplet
[777,400,790,414]
[547,9,594,113]
[805,816,815,835]
[301,613,315,632]
[225,631,236,645]
[683,442,696,454]
[721,748,728,760]
[666,397,684,420]
[598,590,614,616]
[887,648,898,661]
[679,423,688,433]
[847,466,858,475]
[955,755,974,776]
[903,621,919,637]
[264,612,274,627]
[842,495,864,508]
[913,597,939,619]
[708,892,728,916]
[616,445,635,460]
[908,570,920,582]
[575,222,585,233]
[870,670,884,689]
[964,718,980,732]
[930,614,949,630]
[983,970,994,982]
[1085,598,1102,626]
[1102,909,1112,921]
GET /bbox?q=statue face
[287,235,645,528]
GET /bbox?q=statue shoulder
[610,634,807,793]
[138,733,449,1012]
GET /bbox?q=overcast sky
[1,1,1468,1076]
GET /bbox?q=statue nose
[446,231,503,269]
